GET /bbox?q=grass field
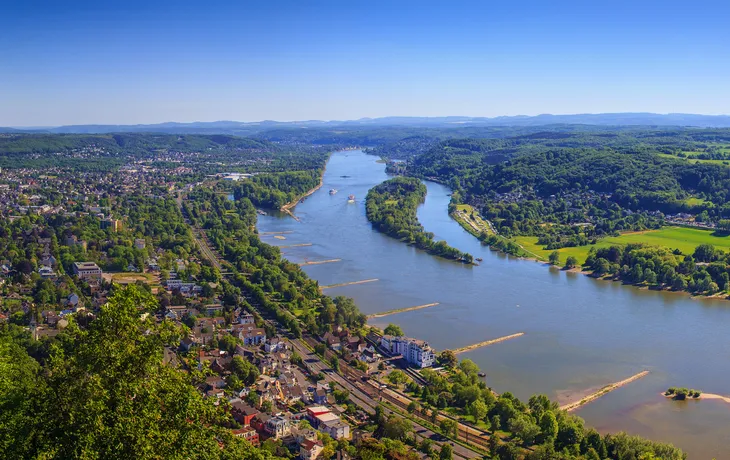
[514,226,730,264]
[659,152,730,166]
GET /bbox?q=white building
[380,335,435,368]
[73,262,102,280]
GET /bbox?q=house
[134,238,146,250]
[232,426,260,446]
[380,335,435,368]
[264,336,286,353]
[42,310,60,326]
[67,293,80,307]
[265,415,291,439]
[300,439,324,460]
[319,418,350,440]
[205,304,224,315]
[322,332,342,351]
[73,262,102,280]
[239,312,255,324]
[205,375,226,390]
[239,326,266,346]
[38,265,55,279]
[313,389,328,405]
[180,337,196,352]
[231,401,259,427]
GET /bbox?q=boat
[347,194,355,203]
[478,372,486,377]
[475,257,483,262]
[257,209,267,216]
[341,175,351,178]
[329,189,338,195]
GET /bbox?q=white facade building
[380,335,435,368]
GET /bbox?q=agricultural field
[514,226,730,264]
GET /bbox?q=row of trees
[583,243,730,296]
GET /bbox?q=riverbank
[280,166,326,219]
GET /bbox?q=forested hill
[0,133,273,155]
[409,134,730,217]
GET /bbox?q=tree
[438,350,457,368]
[261,400,274,413]
[383,323,404,336]
[231,355,260,385]
[439,444,453,460]
[0,285,269,459]
[382,415,413,441]
[564,256,578,269]
[407,401,420,414]
[469,399,488,422]
[387,369,408,387]
[539,411,558,442]
[439,419,458,438]
[549,251,560,266]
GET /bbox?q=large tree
[0,285,271,460]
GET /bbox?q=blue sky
[1,0,729,126]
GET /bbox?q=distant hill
[3,113,730,134]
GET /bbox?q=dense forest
[407,132,730,248]
[365,177,473,263]
[233,169,323,209]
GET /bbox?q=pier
[260,231,294,235]
[321,278,378,290]
[560,370,650,412]
[452,332,524,354]
[298,259,342,266]
[367,302,440,319]
[278,243,313,248]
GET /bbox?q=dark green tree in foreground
[0,285,271,460]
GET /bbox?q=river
[257,150,730,458]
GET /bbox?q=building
[73,262,102,280]
[134,238,146,250]
[101,218,122,232]
[320,418,350,440]
[231,401,259,427]
[265,416,291,439]
[239,312,255,324]
[236,324,266,346]
[300,439,324,460]
[380,335,435,368]
[232,426,260,446]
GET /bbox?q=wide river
[258,150,730,458]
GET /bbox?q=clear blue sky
[1,0,728,126]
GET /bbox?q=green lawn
[514,226,730,264]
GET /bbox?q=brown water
[258,150,730,458]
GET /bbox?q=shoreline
[280,165,327,220]
[450,210,730,303]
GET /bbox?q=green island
[0,131,687,459]
[366,177,474,264]
[665,388,702,400]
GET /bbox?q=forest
[365,177,473,263]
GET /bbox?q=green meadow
[514,226,730,263]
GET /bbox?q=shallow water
[257,150,730,458]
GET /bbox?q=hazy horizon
[2,0,729,126]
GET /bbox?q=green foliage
[366,177,473,263]
[0,285,270,459]
[383,323,404,336]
